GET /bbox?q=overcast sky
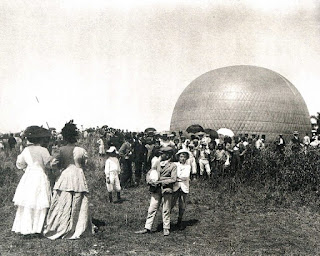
[0,0,319,133]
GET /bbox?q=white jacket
[173,162,191,193]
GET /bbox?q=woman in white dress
[12,126,52,237]
[44,121,93,240]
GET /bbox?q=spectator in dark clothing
[8,134,17,150]
[119,134,133,188]
[133,134,147,185]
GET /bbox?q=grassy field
[1,144,320,255]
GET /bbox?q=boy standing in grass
[171,149,191,229]
[104,146,121,203]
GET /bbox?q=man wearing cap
[135,146,177,236]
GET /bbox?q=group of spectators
[8,122,320,239]
[91,128,268,188]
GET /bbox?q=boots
[177,217,183,230]
[117,192,121,201]
[108,192,113,203]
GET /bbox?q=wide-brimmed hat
[23,126,51,138]
[293,131,299,135]
[176,149,191,157]
[106,146,119,154]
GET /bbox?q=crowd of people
[9,121,320,239]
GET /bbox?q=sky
[0,0,319,133]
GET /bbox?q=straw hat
[175,149,191,158]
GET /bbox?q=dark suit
[133,139,147,184]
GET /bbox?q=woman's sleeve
[16,151,27,170]
[43,148,53,169]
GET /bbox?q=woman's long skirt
[43,190,93,240]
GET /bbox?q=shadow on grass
[156,219,199,232]
[92,218,107,227]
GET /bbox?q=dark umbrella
[144,127,157,133]
[204,128,219,139]
[186,124,204,134]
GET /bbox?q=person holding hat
[12,126,52,237]
[171,149,191,229]
[135,146,177,236]
[44,121,93,240]
[104,146,121,203]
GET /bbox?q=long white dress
[12,145,51,235]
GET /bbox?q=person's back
[8,134,17,149]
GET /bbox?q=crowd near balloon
[1,120,319,239]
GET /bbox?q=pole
[35,96,50,129]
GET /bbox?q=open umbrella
[217,128,235,137]
[204,128,219,139]
[144,127,156,133]
[186,124,204,133]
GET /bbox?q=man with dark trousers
[119,133,133,188]
[133,133,147,186]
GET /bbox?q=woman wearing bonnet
[44,120,93,240]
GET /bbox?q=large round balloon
[170,65,310,141]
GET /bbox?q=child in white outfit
[104,146,121,203]
[171,149,191,229]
